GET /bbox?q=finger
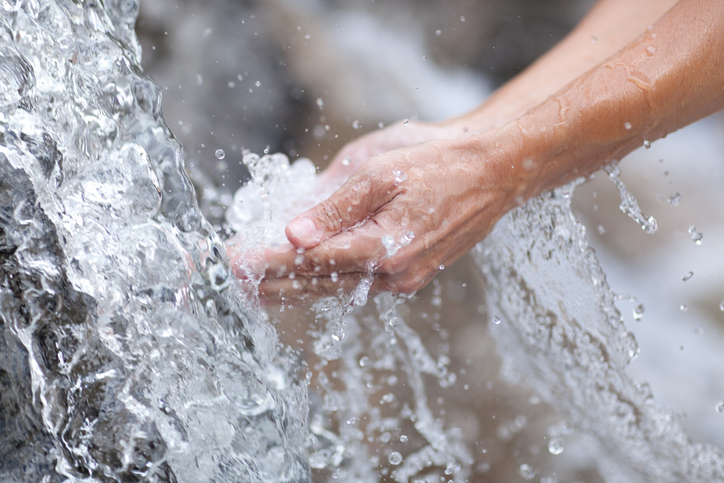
[285,163,399,249]
[226,237,268,281]
[259,272,366,301]
[259,271,404,303]
[264,229,388,279]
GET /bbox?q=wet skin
[231,0,724,301]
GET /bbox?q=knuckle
[317,198,345,233]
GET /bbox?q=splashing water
[475,183,724,482]
[0,2,308,481]
[3,1,724,483]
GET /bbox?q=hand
[259,130,531,301]
[320,119,468,185]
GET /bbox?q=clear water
[2,1,724,483]
[0,2,307,481]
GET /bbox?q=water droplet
[352,120,360,129]
[358,356,369,367]
[316,97,324,109]
[591,34,598,42]
[400,435,408,443]
[716,402,724,413]
[388,451,403,465]
[645,46,656,56]
[668,192,682,205]
[227,81,236,88]
[597,225,606,235]
[438,264,445,271]
[680,304,688,312]
[255,80,261,87]
[435,29,442,36]
[492,316,501,325]
[378,122,385,128]
[403,119,409,125]
[633,303,645,321]
[643,139,651,149]
[460,15,466,22]
[548,437,565,455]
[518,463,535,480]
[393,170,407,183]
[624,122,632,130]
[215,149,225,160]
[719,300,724,312]
[294,255,304,266]
[330,272,339,283]
[682,271,693,282]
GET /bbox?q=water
[0,2,307,481]
[3,1,724,482]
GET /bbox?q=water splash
[0,2,308,481]
[605,164,658,233]
[474,182,724,482]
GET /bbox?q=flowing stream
[1,1,723,482]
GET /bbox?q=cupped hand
[259,130,531,301]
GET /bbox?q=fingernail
[287,217,320,246]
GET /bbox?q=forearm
[446,0,677,134]
[489,0,724,203]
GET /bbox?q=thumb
[286,168,397,249]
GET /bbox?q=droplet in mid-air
[518,463,535,480]
[716,402,724,413]
[388,451,403,465]
[548,437,565,455]
[215,149,225,160]
[633,304,645,321]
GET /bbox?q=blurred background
[135,1,724,481]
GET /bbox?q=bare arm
[251,0,724,299]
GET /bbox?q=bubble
[597,225,606,235]
[215,149,225,160]
[388,451,403,465]
[680,304,688,312]
[624,122,632,130]
[316,97,324,109]
[518,463,535,480]
[255,80,261,87]
[716,402,724,413]
[438,264,445,271]
[492,316,501,325]
[681,271,693,282]
[352,120,360,129]
[399,435,408,443]
[548,437,565,455]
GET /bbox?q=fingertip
[286,217,322,248]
